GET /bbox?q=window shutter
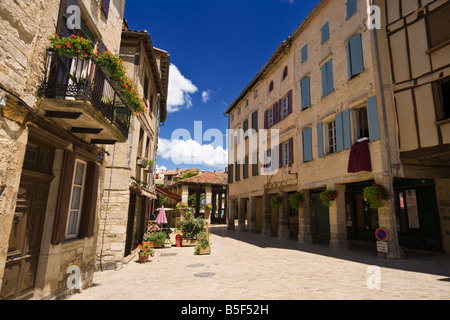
[235,162,240,181]
[321,22,330,43]
[243,119,249,138]
[326,60,334,94]
[52,150,76,245]
[252,151,259,176]
[301,77,311,109]
[321,64,328,97]
[367,96,380,141]
[273,102,279,124]
[346,42,352,80]
[228,165,234,183]
[279,144,283,168]
[346,0,357,20]
[301,44,308,63]
[102,0,111,19]
[264,110,268,129]
[243,156,249,179]
[302,128,313,162]
[289,138,294,165]
[342,109,352,149]
[252,111,258,132]
[79,162,100,238]
[288,90,293,115]
[349,34,364,77]
[335,112,344,152]
[317,122,324,158]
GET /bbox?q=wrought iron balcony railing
[38,49,131,140]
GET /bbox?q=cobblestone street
[64,225,450,301]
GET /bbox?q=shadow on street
[209,224,450,281]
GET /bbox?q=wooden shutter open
[79,162,100,238]
[102,0,111,19]
[288,90,293,115]
[288,138,294,165]
[52,150,76,245]
[317,122,324,158]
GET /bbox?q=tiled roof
[175,171,228,186]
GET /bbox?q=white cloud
[201,90,213,103]
[158,137,228,170]
[167,64,198,113]
[155,165,167,172]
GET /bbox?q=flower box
[198,246,210,255]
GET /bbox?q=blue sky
[124,0,320,172]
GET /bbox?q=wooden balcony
[38,50,131,144]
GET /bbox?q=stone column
[328,184,349,250]
[278,192,290,240]
[228,198,236,230]
[205,185,212,224]
[248,196,257,232]
[195,190,201,217]
[375,176,404,259]
[218,193,223,220]
[298,191,312,244]
[262,193,272,236]
[181,184,189,204]
[238,197,246,231]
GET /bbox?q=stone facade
[225,0,450,256]
[0,0,129,300]
[96,29,170,271]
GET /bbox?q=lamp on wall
[287,165,297,177]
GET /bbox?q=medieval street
[63,225,450,301]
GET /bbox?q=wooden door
[1,171,52,300]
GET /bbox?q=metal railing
[38,49,131,139]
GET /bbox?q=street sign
[377,241,389,253]
[375,228,388,242]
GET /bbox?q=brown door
[1,170,52,300]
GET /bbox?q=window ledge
[436,118,450,126]
[426,40,450,55]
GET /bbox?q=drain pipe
[370,1,403,259]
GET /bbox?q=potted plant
[288,193,304,210]
[319,190,339,207]
[47,33,94,59]
[136,241,155,263]
[204,203,212,220]
[144,232,167,248]
[194,231,211,255]
[177,217,205,246]
[363,184,391,209]
[270,196,282,209]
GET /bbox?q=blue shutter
[321,64,328,97]
[342,109,352,149]
[301,44,308,63]
[317,122,324,158]
[326,59,334,94]
[335,112,344,152]
[346,42,352,80]
[302,128,313,162]
[346,0,357,20]
[349,34,364,76]
[321,22,330,44]
[367,96,380,141]
[301,77,311,109]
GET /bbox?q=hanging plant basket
[288,193,304,210]
[270,196,282,209]
[319,190,339,207]
[363,184,391,209]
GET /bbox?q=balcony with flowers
[38,34,147,144]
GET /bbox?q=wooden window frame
[65,159,87,240]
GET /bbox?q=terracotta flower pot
[138,254,149,263]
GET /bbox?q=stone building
[96,26,170,271]
[0,0,132,299]
[224,0,450,256]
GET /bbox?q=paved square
[64,226,450,300]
